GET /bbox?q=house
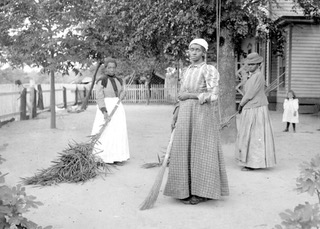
[237,0,320,113]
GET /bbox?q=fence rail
[89,84,178,104]
[1,83,178,123]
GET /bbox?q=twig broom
[139,111,239,210]
[90,74,135,144]
[139,128,175,210]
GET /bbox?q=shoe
[180,196,192,204]
[189,196,208,205]
[241,167,255,171]
[283,129,289,132]
[114,161,125,166]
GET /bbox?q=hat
[244,52,263,64]
[189,38,208,51]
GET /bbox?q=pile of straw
[22,141,110,186]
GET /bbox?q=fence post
[37,84,44,110]
[63,87,67,108]
[30,86,37,118]
[74,86,78,105]
[146,83,150,105]
[83,87,86,104]
[20,88,27,120]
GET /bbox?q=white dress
[91,77,130,163]
[282,98,299,123]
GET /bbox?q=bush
[274,155,320,229]
[0,155,51,229]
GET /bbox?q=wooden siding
[290,25,320,98]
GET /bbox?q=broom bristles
[139,129,175,210]
[139,158,168,210]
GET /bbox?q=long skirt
[235,105,276,168]
[91,98,130,163]
[163,100,229,200]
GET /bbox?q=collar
[247,69,260,78]
[189,62,206,68]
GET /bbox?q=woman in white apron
[91,58,130,164]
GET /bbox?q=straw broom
[139,128,175,210]
[22,74,136,186]
[141,111,239,169]
[90,74,135,144]
[139,111,239,210]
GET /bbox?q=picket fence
[89,84,178,104]
[0,84,82,122]
[0,84,178,122]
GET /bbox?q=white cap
[189,38,208,51]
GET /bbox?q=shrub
[274,155,320,229]
[0,155,51,229]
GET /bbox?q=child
[282,90,299,132]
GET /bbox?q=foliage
[274,155,320,229]
[296,155,320,202]
[274,202,320,229]
[0,155,51,229]
[295,0,320,23]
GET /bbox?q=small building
[237,0,320,113]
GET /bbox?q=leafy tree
[98,0,283,122]
[295,0,320,22]
[0,0,102,128]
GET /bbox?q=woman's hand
[178,92,198,101]
[103,111,111,122]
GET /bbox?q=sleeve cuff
[100,107,107,113]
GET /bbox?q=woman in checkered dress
[163,38,229,205]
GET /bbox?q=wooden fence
[0,83,178,123]
[89,84,178,104]
[0,84,86,122]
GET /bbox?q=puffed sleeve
[293,99,299,111]
[283,99,288,110]
[240,72,265,107]
[197,65,219,104]
[96,80,107,112]
[179,68,188,93]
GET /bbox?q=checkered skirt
[163,100,229,199]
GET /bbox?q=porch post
[288,24,293,91]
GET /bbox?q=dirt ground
[1,104,320,229]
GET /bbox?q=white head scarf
[189,38,208,51]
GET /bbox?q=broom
[139,111,239,210]
[219,111,239,130]
[141,111,239,169]
[139,128,175,210]
[90,74,135,144]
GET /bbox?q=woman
[91,58,130,164]
[164,38,229,205]
[235,52,276,171]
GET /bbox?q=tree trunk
[80,62,102,110]
[50,70,56,129]
[37,84,44,110]
[218,28,237,143]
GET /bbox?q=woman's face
[188,44,205,63]
[247,63,260,72]
[288,92,293,99]
[105,62,117,76]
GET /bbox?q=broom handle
[91,74,134,145]
[162,128,175,167]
